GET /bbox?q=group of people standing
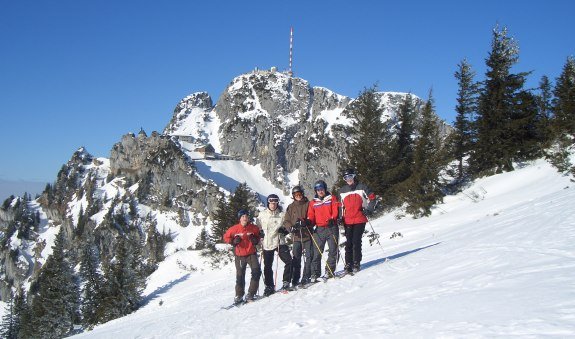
[223,168,377,304]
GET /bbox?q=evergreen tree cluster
[345,25,574,217]
[344,87,447,217]
[204,182,257,249]
[1,205,152,337]
[0,196,41,249]
[449,26,575,180]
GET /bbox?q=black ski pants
[263,244,292,288]
[291,239,312,284]
[235,253,261,298]
[344,223,366,266]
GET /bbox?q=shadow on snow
[361,242,441,271]
[142,274,191,307]
[194,161,267,202]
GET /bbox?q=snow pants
[291,239,312,284]
[263,245,292,288]
[235,253,261,298]
[311,225,339,278]
[344,223,366,266]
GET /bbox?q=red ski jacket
[223,223,261,256]
[339,181,376,225]
[307,193,339,227]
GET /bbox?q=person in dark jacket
[223,209,262,304]
[307,180,339,279]
[338,168,376,273]
[282,185,313,286]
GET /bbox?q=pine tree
[210,183,256,245]
[471,25,529,175]
[509,89,540,159]
[552,56,575,137]
[146,215,167,269]
[195,227,212,250]
[345,85,388,193]
[28,228,80,338]
[98,236,145,323]
[405,92,446,217]
[13,290,31,339]
[382,94,416,207]
[536,75,554,144]
[79,240,105,328]
[451,59,479,181]
[0,294,17,339]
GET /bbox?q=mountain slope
[71,159,575,337]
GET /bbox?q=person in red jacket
[223,209,262,304]
[307,180,339,279]
[338,168,376,273]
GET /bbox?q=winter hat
[313,180,327,191]
[237,209,250,220]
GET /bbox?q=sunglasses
[343,174,355,181]
[268,198,279,203]
[293,192,303,197]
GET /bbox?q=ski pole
[257,251,263,295]
[366,216,386,258]
[274,234,280,287]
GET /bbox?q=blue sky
[1,0,573,187]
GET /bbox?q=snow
[69,159,575,338]
[194,159,288,203]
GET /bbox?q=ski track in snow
[40,159,575,337]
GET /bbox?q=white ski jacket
[256,207,286,251]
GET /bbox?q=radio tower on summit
[288,27,294,77]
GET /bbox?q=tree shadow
[361,242,441,270]
[142,274,191,306]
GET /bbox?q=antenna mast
[288,27,294,77]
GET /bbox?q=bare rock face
[109,131,221,211]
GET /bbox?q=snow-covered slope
[70,159,574,337]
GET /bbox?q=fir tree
[345,85,388,193]
[382,94,416,207]
[471,25,529,175]
[536,75,554,144]
[451,59,479,181]
[98,236,145,323]
[195,227,212,250]
[552,56,575,137]
[28,228,80,338]
[405,92,446,217]
[210,195,232,245]
[210,183,255,245]
[0,290,29,339]
[0,294,17,339]
[79,240,105,328]
[146,215,167,269]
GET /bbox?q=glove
[249,234,259,245]
[232,235,241,246]
[328,219,337,228]
[278,227,289,236]
[292,219,303,231]
[364,209,373,217]
[260,230,265,238]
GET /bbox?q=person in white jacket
[256,194,293,296]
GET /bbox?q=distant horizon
[0,179,47,202]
